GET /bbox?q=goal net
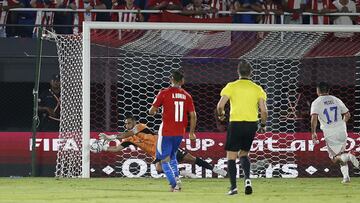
[53,23,360,178]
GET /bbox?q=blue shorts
[156,135,183,161]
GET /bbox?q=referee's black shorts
[225,121,258,152]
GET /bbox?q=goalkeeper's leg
[181,152,213,170]
[180,151,227,176]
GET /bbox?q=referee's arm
[188,111,197,140]
[216,95,229,121]
[258,98,268,127]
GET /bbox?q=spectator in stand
[1,0,8,37]
[58,0,112,33]
[324,0,356,37]
[0,0,5,35]
[257,0,283,38]
[2,0,37,38]
[356,0,360,24]
[182,0,217,18]
[148,0,182,10]
[14,0,36,37]
[52,0,76,34]
[71,1,108,34]
[259,0,283,24]
[111,0,144,22]
[205,0,231,18]
[231,0,263,23]
[332,0,356,24]
[3,0,26,37]
[305,0,334,24]
[82,0,112,21]
[135,0,146,9]
[0,0,8,37]
[30,0,57,37]
[282,0,306,24]
[111,0,143,39]
[147,0,183,21]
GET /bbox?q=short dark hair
[125,113,136,121]
[171,70,184,83]
[237,60,251,77]
[317,82,330,93]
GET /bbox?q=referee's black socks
[228,160,237,190]
[240,156,250,179]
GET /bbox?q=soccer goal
[53,22,360,178]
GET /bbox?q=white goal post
[77,22,360,178]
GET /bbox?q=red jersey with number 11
[152,87,195,137]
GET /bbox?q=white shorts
[323,127,348,159]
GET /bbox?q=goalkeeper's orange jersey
[122,123,157,158]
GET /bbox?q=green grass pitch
[0,178,359,203]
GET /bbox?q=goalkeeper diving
[91,113,227,177]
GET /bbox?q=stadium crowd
[0,0,359,37]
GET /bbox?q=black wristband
[260,123,266,127]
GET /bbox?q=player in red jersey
[149,70,197,192]
[111,0,144,22]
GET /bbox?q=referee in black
[217,60,268,195]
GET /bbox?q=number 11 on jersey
[174,101,184,122]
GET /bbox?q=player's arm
[147,0,168,10]
[189,111,197,140]
[149,90,163,115]
[149,106,158,115]
[99,131,135,141]
[86,0,109,12]
[38,106,56,117]
[105,141,134,152]
[30,0,37,8]
[310,114,319,143]
[258,98,268,133]
[117,131,135,139]
[216,95,229,121]
[343,112,350,123]
[338,98,350,123]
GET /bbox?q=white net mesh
[53,26,360,178]
[54,34,83,178]
[121,30,232,56]
[244,32,325,59]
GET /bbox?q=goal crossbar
[83,22,360,33]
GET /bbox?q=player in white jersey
[310,82,359,183]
